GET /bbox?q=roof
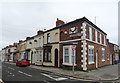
[44,17,107,35]
[109,42,119,47]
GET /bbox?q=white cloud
[0,1,118,49]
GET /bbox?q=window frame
[63,45,76,65]
[100,33,102,44]
[89,27,92,41]
[95,30,98,42]
[88,45,94,64]
[104,35,106,45]
[47,33,50,43]
[102,48,105,62]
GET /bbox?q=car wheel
[16,64,18,66]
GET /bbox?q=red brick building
[108,42,119,64]
[58,17,111,71]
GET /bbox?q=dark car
[16,59,30,66]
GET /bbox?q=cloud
[0,1,118,49]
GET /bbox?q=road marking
[18,71,32,77]
[41,73,67,81]
[0,79,3,83]
[8,67,15,70]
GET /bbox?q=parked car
[16,59,30,66]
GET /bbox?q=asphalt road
[2,62,98,83]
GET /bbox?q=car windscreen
[18,59,27,61]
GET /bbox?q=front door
[96,52,98,68]
[31,51,33,64]
[110,54,112,64]
[55,49,58,67]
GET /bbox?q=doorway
[55,49,58,67]
[31,51,33,64]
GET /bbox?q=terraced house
[33,30,44,65]
[18,40,26,60]
[25,36,34,64]
[43,18,62,67]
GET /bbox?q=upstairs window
[104,36,106,45]
[95,30,98,42]
[100,33,102,44]
[89,27,92,41]
[47,33,50,43]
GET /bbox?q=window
[95,30,98,42]
[48,53,51,61]
[47,33,50,43]
[88,45,94,64]
[89,27,92,40]
[63,45,76,65]
[72,50,76,64]
[44,50,51,62]
[102,48,105,61]
[100,33,102,44]
[39,51,42,61]
[64,48,69,63]
[34,40,37,42]
[45,52,47,61]
[104,36,106,45]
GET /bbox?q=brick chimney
[56,18,65,27]
[26,37,31,40]
[37,30,43,35]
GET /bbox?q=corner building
[59,17,110,71]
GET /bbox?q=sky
[0,0,119,50]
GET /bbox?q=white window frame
[88,45,94,64]
[100,33,102,44]
[89,27,92,41]
[102,48,105,62]
[63,45,76,65]
[95,30,98,42]
[47,33,51,43]
[63,46,70,64]
[104,35,106,45]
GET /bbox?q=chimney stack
[37,30,43,35]
[56,18,65,27]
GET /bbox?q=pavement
[3,62,119,82]
[2,62,98,83]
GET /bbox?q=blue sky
[0,0,119,49]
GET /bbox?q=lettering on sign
[70,33,83,37]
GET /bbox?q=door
[96,52,98,68]
[55,49,58,67]
[110,54,112,64]
[31,51,33,64]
